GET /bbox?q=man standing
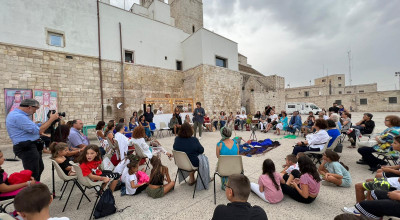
[144,106,154,123]
[68,119,90,149]
[6,99,59,181]
[192,102,205,139]
[328,103,340,114]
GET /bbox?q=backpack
[334,143,343,153]
[94,189,116,219]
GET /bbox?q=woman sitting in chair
[326,119,341,149]
[130,126,173,160]
[173,122,204,185]
[115,123,129,160]
[292,119,330,155]
[139,115,151,138]
[216,127,239,190]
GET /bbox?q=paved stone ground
[0,112,398,220]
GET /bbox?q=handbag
[101,157,115,171]
[334,143,343,153]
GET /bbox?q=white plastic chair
[133,143,150,171]
[173,150,206,199]
[0,199,13,213]
[328,135,342,153]
[304,137,332,164]
[72,163,104,219]
[158,122,171,137]
[214,155,244,204]
[51,160,90,212]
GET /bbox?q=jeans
[193,121,203,137]
[213,121,218,130]
[14,141,44,181]
[220,121,226,128]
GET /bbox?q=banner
[4,89,32,116]
[33,90,58,122]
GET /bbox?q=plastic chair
[173,150,206,199]
[304,137,332,164]
[213,155,244,204]
[0,199,13,213]
[149,122,157,137]
[328,135,342,152]
[133,143,150,171]
[358,127,376,142]
[158,122,171,138]
[51,160,90,212]
[72,164,104,219]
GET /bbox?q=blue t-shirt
[324,161,351,187]
[327,129,341,147]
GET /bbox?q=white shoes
[342,206,360,215]
[198,137,202,140]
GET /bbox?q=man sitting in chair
[212,174,267,220]
[287,111,302,135]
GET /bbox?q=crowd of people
[3,99,400,219]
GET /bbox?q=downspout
[97,0,104,121]
[119,22,125,99]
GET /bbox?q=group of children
[250,149,351,204]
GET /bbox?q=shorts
[383,172,400,178]
[146,186,164,199]
[340,179,351,188]
[362,178,391,191]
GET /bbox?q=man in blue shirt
[6,99,59,181]
[287,111,302,134]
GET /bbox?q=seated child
[146,157,175,199]
[0,150,35,201]
[281,156,321,204]
[343,177,400,215]
[121,155,148,196]
[51,142,75,176]
[318,149,351,187]
[280,154,299,182]
[375,136,400,178]
[212,174,268,219]
[14,183,69,220]
[78,145,120,191]
[251,159,284,204]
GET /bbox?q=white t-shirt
[269,114,278,121]
[156,110,163,114]
[286,162,299,174]
[240,114,247,120]
[388,177,400,189]
[122,168,138,195]
[323,115,329,120]
[115,132,128,160]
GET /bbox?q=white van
[286,102,322,115]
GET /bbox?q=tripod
[249,126,257,141]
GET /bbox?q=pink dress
[258,173,283,203]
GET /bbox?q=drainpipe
[119,22,125,98]
[97,0,104,121]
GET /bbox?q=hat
[20,99,40,108]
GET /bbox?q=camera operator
[6,99,60,181]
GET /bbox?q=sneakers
[342,206,360,215]
[198,137,202,140]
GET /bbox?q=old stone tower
[168,0,204,34]
[140,0,164,8]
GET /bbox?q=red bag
[8,170,32,184]
[110,153,121,166]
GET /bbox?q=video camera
[47,110,66,122]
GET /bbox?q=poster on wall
[33,90,58,123]
[4,89,33,116]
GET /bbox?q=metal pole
[97,0,104,121]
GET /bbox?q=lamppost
[396,72,400,90]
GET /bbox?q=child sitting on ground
[50,142,75,176]
[212,174,268,219]
[121,155,148,196]
[146,157,175,199]
[14,183,69,220]
[251,159,285,204]
[78,145,120,191]
[281,154,299,182]
[318,149,351,187]
[375,136,400,178]
[0,150,35,201]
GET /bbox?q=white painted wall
[131,4,149,17]
[152,0,172,25]
[0,0,98,57]
[100,3,189,69]
[182,28,238,71]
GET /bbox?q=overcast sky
[112,0,400,91]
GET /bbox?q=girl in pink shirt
[251,159,285,203]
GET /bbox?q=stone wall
[169,0,203,34]
[250,90,285,114]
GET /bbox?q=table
[152,113,193,129]
[82,124,97,136]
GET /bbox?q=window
[176,60,182,71]
[47,30,65,47]
[288,105,295,108]
[339,91,342,94]
[338,84,342,87]
[360,98,368,105]
[125,50,134,63]
[389,97,398,104]
[359,90,364,93]
[338,77,342,80]
[216,56,227,68]
[322,79,326,82]
[335,100,342,105]
[304,91,309,97]
[347,91,352,94]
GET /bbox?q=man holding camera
[6,99,60,181]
